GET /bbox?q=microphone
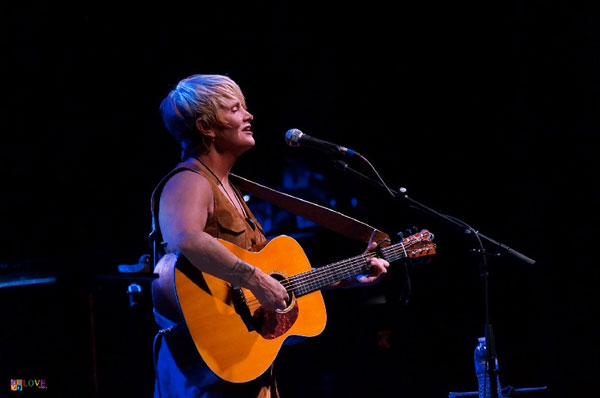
[285,128,360,157]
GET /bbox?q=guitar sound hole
[252,272,298,339]
[269,272,294,310]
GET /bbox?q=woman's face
[213,96,255,154]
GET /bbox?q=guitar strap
[229,173,390,245]
[149,162,390,265]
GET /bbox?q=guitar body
[152,230,436,383]
[152,235,327,383]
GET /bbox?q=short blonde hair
[159,74,246,158]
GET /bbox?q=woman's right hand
[246,269,290,311]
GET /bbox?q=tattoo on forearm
[228,259,257,287]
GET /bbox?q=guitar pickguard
[253,301,299,339]
[235,272,300,338]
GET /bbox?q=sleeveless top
[150,159,267,258]
[150,159,278,398]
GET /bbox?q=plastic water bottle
[474,337,502,398]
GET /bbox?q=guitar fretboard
[288,242,411,297]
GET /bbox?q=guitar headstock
[402,229,436,258]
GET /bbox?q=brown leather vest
[150,160,266,257]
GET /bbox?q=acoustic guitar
[152,230,436,383]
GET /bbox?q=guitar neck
[289,242,408,297]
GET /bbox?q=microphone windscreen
[285,128,303,146]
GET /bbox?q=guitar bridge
[231,287,256,332]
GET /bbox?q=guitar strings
[242,251,383,311]
[278,239,425,290]
[241,239,432,309]
[243,240,421,304]
[242,251,381,309]
[242,238,433,308]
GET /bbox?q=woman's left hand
[329,241,390,289]
[353,241,390,285]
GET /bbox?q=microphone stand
[332,160,535,265]
[331,160,545,397]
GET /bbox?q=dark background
[1,2,597,397]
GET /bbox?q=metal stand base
[449,386,548,397]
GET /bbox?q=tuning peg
[396,231,405,240]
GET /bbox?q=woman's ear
[196,118,216,140]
